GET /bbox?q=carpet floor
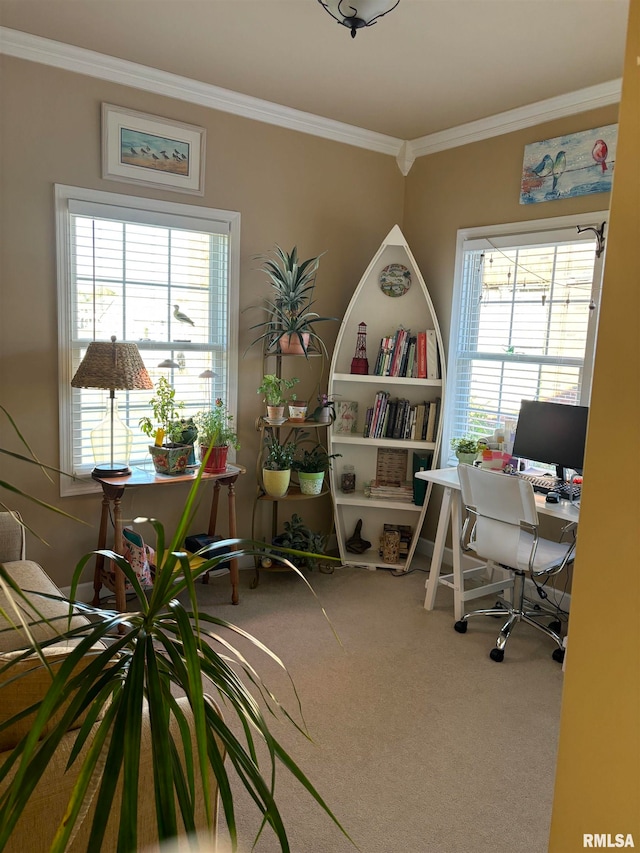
[186,560,564,853]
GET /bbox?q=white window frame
[55,185,240,496]
[441,210,607,466]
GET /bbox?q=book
[426,329,439,380]
[416,331,427,379]
[425,398,440,441]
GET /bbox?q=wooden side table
[92,464,246,613]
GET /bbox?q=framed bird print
[520,123,617,204]
[102,104,206,195]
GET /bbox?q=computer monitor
[512,399,588,482]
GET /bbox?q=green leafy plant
[263,431,297,471]
[0,440,349,852]
[139,376,192,446]
[273,513,328,571]
[195,398,240,450]
[257,374,300,408]
[0,405,82,540]
[451,436,480,455]
[310,393,337,422]
[246,246,337,358]
[292,443,341,474]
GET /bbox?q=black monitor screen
[512,400,588,477]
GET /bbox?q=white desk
[415,466,580,620]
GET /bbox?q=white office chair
[455,465,576,663]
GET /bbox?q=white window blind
[56,186,240,494]
[443,214,605,464]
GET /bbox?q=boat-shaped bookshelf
[328,225,446,572]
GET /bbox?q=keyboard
[516,472,581,500]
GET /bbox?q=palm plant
[247,245,337,357]
[0,414,349,852]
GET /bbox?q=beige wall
[0,56,404,585]
[0,51,623,589]
[549,0,639,846]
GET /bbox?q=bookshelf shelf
[327,225,447,573]
[332,372,442,387]
[331,433,437,451]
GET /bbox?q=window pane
[445,224,601,463]
[60,191,236,482]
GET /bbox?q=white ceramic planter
[288,405,308,422]
[298,471,325,495]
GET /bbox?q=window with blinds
[56,186,240,495]
[442,214,605,465]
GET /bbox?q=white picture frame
[102,104,206,195]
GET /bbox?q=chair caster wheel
[454,620,468,634]
[490,648,504,662]
[552,647,565,663]
[549,620,562,633]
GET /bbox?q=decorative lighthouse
[350,321,369,375]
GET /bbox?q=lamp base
[91,463,131,479]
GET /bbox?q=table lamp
[71,335,153,478]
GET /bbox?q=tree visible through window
[56,186,240,494]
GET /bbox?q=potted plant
[0,417,349,851]
[139,376,196,474]
[195,398,240,474]
[293,443,342,495]
[257,374,300,420]
[287,391,308,422]
[0,409,347,847]
[310,392,337,424]
[262,430,297,497]
[272,513,328,571]
[247,245,338,357]
[451,436,480,465]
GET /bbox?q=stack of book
[372,327,440,380]
[369,481,414,502]
[363,394,441,441]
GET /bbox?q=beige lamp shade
[71,336,152,478]
[71,336,153,391]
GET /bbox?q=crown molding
[0,27,403,158]
[0,27,622,169]
[410,80,622,158]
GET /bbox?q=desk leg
[227,479,239,605]
[449,492,465,622]
[424,486,453,611]
[93,494,110,605]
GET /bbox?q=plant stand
[252,347,335,585]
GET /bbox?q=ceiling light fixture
[316,0,400,38]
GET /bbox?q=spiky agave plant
[0,438,349,852]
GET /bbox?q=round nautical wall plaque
[379,263,411,297]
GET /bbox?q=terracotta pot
[262,468,291,497]
[279,333,310,355]
[200,444,228,474]
[266,405,285,420]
